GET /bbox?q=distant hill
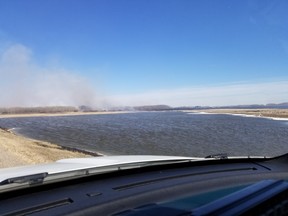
[265,102,288,108]
[82,103,288,112]
[213,102,288,109]
[173,102,288,110]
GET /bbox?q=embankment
[0,127,98,168]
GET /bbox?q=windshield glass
[0,0,288,168]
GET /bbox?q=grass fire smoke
[0,44,105,108]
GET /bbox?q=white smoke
[0,44,107,108]
[1,44,287,108]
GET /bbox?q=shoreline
[0,110,133,119]
[0,110,133,168]
[0,127,102,168]
[184,109,288,120]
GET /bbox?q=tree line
[0,106,78,114]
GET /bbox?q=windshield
[0,0,288,168]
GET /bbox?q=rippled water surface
[0,112,288,157]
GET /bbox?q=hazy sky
[0,0,288,107]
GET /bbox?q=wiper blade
[205,153,228,159]
[0,158,195,190]
[1,155,225,194]
[0,172,48,186]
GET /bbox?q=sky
[0,0,288,108]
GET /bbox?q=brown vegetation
[0,106,78,115]
[198,109,288,118]
[0,128,97,168]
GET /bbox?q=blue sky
[0,0,287,107]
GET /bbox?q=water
[0,111,287,157]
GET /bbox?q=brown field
[0,110,132,119]
[196,109,288,118]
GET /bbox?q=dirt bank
[0,128,96,168]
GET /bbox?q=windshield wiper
[0,159,193,189]
[0,172,48,186]
[205,153,228,159]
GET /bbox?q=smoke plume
[0,44,105,108]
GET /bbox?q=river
[0,111,287,157]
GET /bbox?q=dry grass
[0,111,132,119]
[0,128,95,168]
[198,109,288,118]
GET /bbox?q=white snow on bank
[227,114,288,121]
[187,112,216,115]
[269,117,288,121]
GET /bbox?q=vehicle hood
[0,155,202,192]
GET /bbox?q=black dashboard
[1,155,288,215]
